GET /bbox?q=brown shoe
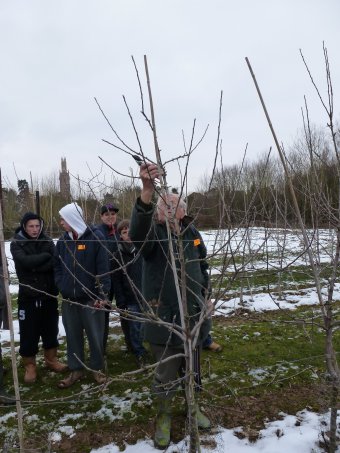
[22,357,37,383]
[58,370,84,389]
[44,348,68,373]
[93,371,107,384]
[207,342,222,353]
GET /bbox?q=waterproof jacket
[0,260,5,308]
[96,223,120,259]
[54,226,111,302]
[112,241,143,309]
[10,231,58,302]
[129,197,211,346]
[96,223,120,300]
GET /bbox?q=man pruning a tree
[129,162,212,449]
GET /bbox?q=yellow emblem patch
[194,238,201,247]
[77,244,86,251]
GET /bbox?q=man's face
[25,219,41,238]
[101,210,117,227]
[157,195,186,224]
[60,217,72,232]
[120,227,131,243]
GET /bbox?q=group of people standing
[6,201,147,389]
[1,162,221,449]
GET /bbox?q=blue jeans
[202,333,212,349]
[127,303,146,357]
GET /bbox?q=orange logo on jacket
[194,239,201,246]
[77,244,86,251]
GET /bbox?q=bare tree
[246,43,340,453]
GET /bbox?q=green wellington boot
[154,399,171,450]
[195,402,211,430]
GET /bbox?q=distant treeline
[1,179,141,239]
[188,135,339,230]
[1,128,339,236]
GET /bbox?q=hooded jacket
[54,203,111,301]
[10,213,58,301]
[96,223,120,269]
[129,197,211,346]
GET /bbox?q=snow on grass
[213,283,340,316]
[90,409,337,452]
[2,231,339,452]
[201,227,336,273]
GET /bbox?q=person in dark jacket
[10,212,67,384]
[129,163,211,449]
[97,203,121,352]
[55,202,111,388]
[0,256,9,331]
[0,257,15,404]
[112,219,147,366]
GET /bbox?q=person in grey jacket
[55,202,111,388]
[129,163,211,449]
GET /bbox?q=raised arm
[139,162,160,205]
[129,162,161,256]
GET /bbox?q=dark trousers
[18,298,59,357]
[103,311,110,353]
[202,333,212,348]
[126,303,146,357]
[0,344,5,388]
[150,344,202,400]
[120,316,132,351]
[0,305,9,329]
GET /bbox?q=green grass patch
[0,304,339,451]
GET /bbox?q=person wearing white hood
[54,203,111,388]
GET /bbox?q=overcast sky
[1,0,339,194]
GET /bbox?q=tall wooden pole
[0,197,25,450]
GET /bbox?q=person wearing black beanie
[10,212,67,383]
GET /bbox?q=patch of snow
[58,425,75,437]
[59,413,83,423]
[248,368,268,381]
[91,409,337,452]
[49,432,62,442]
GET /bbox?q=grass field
[1,228,339,451]
[1,302,338,452]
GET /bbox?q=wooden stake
[245,56,325,316]
[0,198,25,450]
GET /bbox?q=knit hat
[101,203,119,215]
[59,203,87,237]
